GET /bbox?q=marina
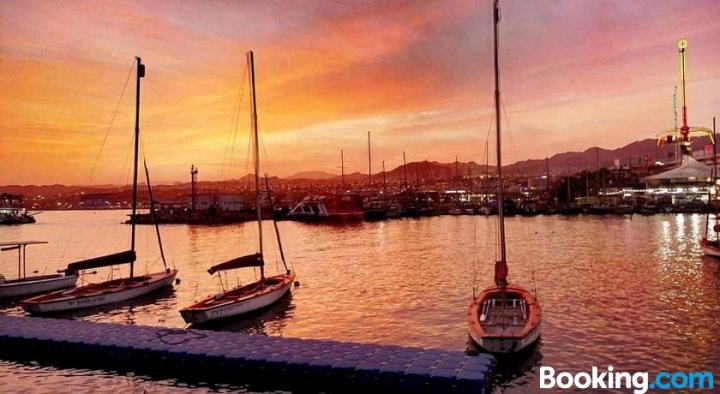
[1,0,720,393]
[1,211,719,392]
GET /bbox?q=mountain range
[2,137,713,195]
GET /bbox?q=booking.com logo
[540,366,714,393]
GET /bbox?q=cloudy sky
[1,0,719,185]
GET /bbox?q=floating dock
[0,315,495,393]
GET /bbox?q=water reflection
[191,292,295,336]
[2,211,720,393]
[470,338,544,391]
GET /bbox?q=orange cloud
[2,0,720,184]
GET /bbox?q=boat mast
[545,156,550,191]
[493,0,508,287]
[130,56,145,280]
[248,51,264,279]
[190,164,198,212]
[382,160,387,197]
[403,151,408,189]
[144,159,167,270]
[368,131,372,186]
[341,150,345,188]
[264,175,289,273]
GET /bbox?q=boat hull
[467,283,542,354]
[20,269,177,313]
[471,322,541,353]
[0,275,77,298]
[180,273,295,324]
[700,238,720,257]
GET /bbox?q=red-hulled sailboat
[467,0,541,353]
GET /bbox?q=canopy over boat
[0,241,48,250]
[66,250,137,272]
[207,253,264,275]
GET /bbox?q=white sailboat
[0,241,77,298]
[21,57,178,314]
[467,0,542,354]
[180,51,296,324]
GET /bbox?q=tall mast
[545,156,550,191]
[190,164,198,212]
[341,150,345,187]
[382,160,387,196]
[130,56,144,279]
[493,0,507,271]
[485,139,489,190]
[403,151,408,189]
[367,131,372,185]
[248,51,263,265]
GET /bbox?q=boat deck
[479,298,528,335]
[0,315,495,393]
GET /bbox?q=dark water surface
[1,211,719,393]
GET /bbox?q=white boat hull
[470,322,541,353]
[0,275,77,298]
[180,275,294,324]
[467,283,542,354]
[21,270,177,314]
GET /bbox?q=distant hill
[286,171,337,180]
[505,136,713,175]
[374,161,490,181]
[4,136,715,195]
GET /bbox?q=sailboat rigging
[180,51,296,324]
[21,57,178,313]
[467,0,542,353]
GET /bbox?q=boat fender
[294,281,300,287]
[175,278,181,285]
[214,293,224,300]
[0,274,4,284]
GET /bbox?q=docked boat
[467,0,542,354]
[363,196,388,220]
[180,51,295,325]
[21,57,178,314]
[0,241,77,298]
[0,194,36,225]
[287,191,365,221]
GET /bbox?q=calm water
[1,211,719,393]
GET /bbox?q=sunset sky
[1,0,719,185]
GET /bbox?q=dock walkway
[0,315,495,393]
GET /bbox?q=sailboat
[467,0,541,354]
[0,241,77,298]
[179,51,296,325]
[701,118,720,256]
[21,57,178,314]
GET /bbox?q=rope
[88,60,135,182]
[151,328,207,345]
